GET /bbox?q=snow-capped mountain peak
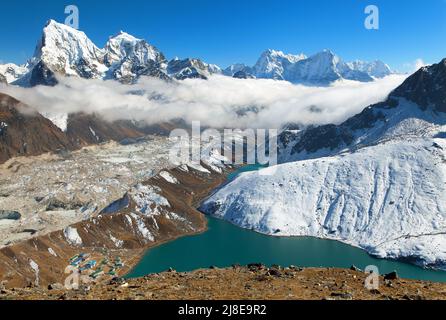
[105,31,141,61]
[311,48,337,60]
[223,63,252,77]
[250,48,380,85]
[104,31,158,66]
[304,49,340,70]
[13,20,170,85]
[252,49,306,80]
[112,30,140,41]
[103,29,168,83]
[35,19,107,77]
[263,49,306,63]
[284,49,351,85]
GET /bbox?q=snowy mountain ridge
[13,20,171,85]
[226,49,393,85]
[104,30,169,83]
[35,20,108,78]
[167,57,222,80]
[251,49,307,80]
[347,60,393,79]
[8,20,220,85]
[2,20,394,86]
[0,63,28,84]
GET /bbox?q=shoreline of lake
[126,164,446,283]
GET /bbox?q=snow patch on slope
[130,212,154,242]
[63,227,83,246]
[41,112,68,132]
[159,171,179,184]
[29,259,40,285]
[48,247,58,257]
[109,233,124,248]
[130,184,170,216]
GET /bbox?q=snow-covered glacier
[201,60,446,270]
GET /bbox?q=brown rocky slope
[0,92,183,164]
[2,266,446,300]
[0,93,75,164]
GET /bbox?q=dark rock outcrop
[287,106,386,155]
[28,60,58,87]
[384,271,399,281]
[391,59,446,112]
[0,210,21,220]
[233,70,255,79]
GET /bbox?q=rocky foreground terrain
[2,265,446,300]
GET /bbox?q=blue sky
[0,0,445,71]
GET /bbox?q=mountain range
[0,20,392,87]
[0,19,397,159]
[224,49,393,85]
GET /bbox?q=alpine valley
[1,18,446,297]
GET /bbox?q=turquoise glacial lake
[127,165,446,282]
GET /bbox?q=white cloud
[0,74,407,129]
[402,58,428,73]
[414,58,427,71]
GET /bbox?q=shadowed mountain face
[0,93,74,163]
[0,92,187,164]
[65,113,147,146]
[28,60,58,87]
[392,58,446,113]
[283,104,389,156]
[65,113,180,146]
